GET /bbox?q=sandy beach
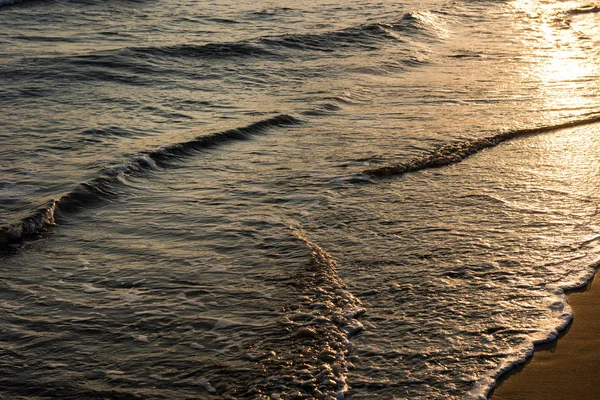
[490,271,600,399]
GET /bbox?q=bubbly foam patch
[248,229,365,399]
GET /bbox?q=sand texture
[490,273,600,399]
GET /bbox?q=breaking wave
[0,115,302,247]
[254,229,365,399]
[261,12,441,52]
[5,10,443,69]
[364,113,600,178]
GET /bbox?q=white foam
[470,286,579,399]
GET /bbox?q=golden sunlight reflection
[511,0,599,122]
[533,125,600,198]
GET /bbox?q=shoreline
[489,270,600,399]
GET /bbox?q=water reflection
[536,126,600,194]
[508,0,600,201]
[512,0,600,121]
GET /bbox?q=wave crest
[0,115,303,247]
[255,229,365,399]
[364,114,600,178]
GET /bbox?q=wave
[6,10,442,68]
[131,11,443,59]
[0,9,443,90]
[127,42,278,60]
[133,11,444,58]
[363,114,600,178]
[568,4,600,15]
[261,24,400,52]
[0,115,303,247]
[0,42,275,86]
[256,229,365,399]
[261,11,444,53]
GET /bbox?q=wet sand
[490,272,600,400]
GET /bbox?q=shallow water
[2,0,600,398]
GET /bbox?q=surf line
[0,115,303,247]
[258,228,366,400]
[363,114,600,178]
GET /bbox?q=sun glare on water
[511,0,599,122]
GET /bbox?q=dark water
[2,0,600,398]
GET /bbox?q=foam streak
[364,114,600,178]
[0,115,302,246]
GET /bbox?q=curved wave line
[257,227,365,399]
[3,10,439,76]
[0,114,303,247]
[363,114,600,178]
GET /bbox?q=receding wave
[255,229,365,399]
[0,115,302,247]
[364,114,600,178]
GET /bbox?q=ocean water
[2,0,600,398]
